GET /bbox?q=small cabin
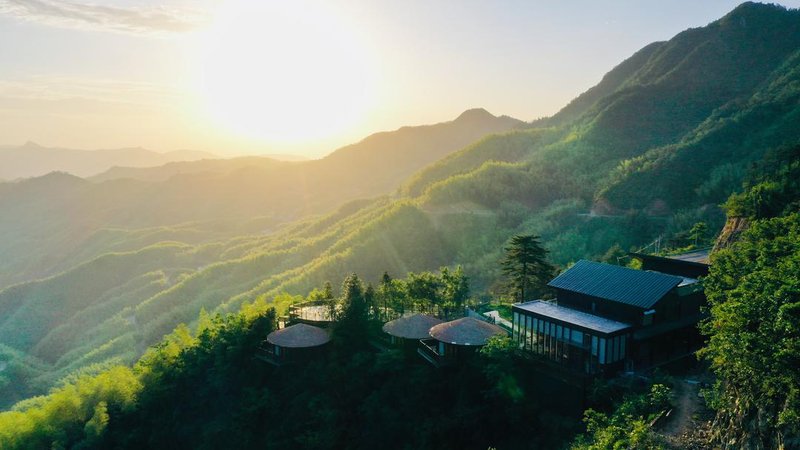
[419,317,507,367]
[260,323,331,366]
[512,255,709,376]
[382,313,444,354]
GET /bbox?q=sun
[194,1,377,144]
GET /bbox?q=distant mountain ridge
[0,108,522,289]
[90,108,522,184]
[0,142,216,180]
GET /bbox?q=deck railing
[417,338,453,368]
[255,343,283,366]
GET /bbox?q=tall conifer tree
[501,234,555,302]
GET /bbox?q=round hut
[426,317,507,361]
[265,323,331,365]
[382,313,444,350]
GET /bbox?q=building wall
[640,258,709,279]
[512,307,628,375]
[556,289,643,324]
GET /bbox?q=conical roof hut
[267,323,330,348]
[429,317,506,346]
[382,313,444,340]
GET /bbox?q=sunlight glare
[195,1,377,144]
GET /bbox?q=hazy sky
[1,0,799,157]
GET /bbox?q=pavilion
[419,317,507,367]
[260,323,331,366]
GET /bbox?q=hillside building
[382,313,444,353]
[419,317,507,367]
[259,323,331,366]
[512,252,709,376]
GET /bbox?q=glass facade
[513,309,628,374]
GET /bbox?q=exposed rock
[713,216,750,252]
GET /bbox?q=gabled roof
[429,317,507,346]
[383,313,444,340]
[514,300,632,335]
[548,260,682,309]
[267,323,330,348]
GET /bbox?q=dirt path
[662,380,701,437]
[658,379,716,449]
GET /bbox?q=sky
[1,0,799,158]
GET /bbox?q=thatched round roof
[382,313,444,340]
[429,317,507,346]
[267,323,330,348]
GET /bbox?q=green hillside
[2,1,800,421]
[0,109,521,289]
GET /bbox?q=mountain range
[0,142,217,180]
[1,1,800,413]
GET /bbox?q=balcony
[255,343,283,366]
[417,338,453,368]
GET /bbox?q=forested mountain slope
[0,109,521,289]
[697,143,800,448]
[2,1,800,418]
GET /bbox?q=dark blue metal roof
[548,260,682,309]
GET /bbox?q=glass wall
[513,310,628,373]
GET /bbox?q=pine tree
[332,274,369,347]
[379,272,392,319]
[322,280,335,320]
[364,283,376,319]
[501,234,555,302]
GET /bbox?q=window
[540,322,547,355]
[591,336,598,357]
[571,329,583,345]
[599,338,607,364]
[526,316,533,349]
[609,336,615,362]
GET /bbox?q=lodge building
[512,251,710,376]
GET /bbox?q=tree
[332,274,369,347]
[501,234,555,302]
[406,271,442,314]
[601,244,627,266]
[689,222,708,246]
[441,266,470,317]
[323,280,336,320]
[699,213,800,447]
[364,283,377,319]
[378,272,393,319]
